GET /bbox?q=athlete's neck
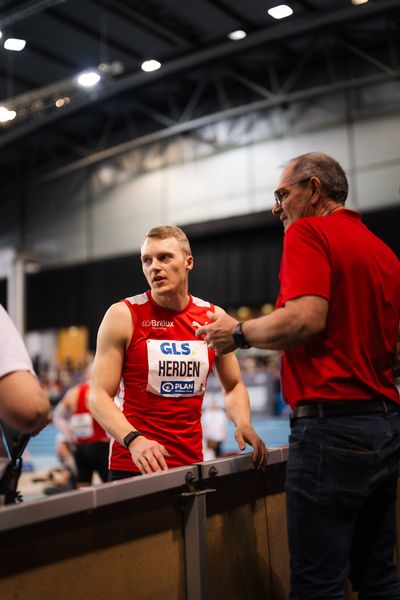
[151,289,190,311]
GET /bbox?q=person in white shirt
[0,304,49,434]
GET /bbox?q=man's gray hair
[286,152,349,203]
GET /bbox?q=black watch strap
[232,321,251,349]
[123,430,144,448]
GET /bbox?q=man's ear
[187,255,194,271]
[310,176,322,205]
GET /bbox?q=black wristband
[232,321,251,349]
[123,430,144,449]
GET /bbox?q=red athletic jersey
[70,383,108,444]
[276,209,400,408]
[110,291,216,471]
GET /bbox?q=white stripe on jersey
[126,293,148,305]
[192,296,211,308]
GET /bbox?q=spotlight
[4,38,26,51]
[77,71,101,87]
[268,5,293,19]
[141,60,161,72]
[228,30,247,41]
[0,106,16,122]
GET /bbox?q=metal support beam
[133,102,177,128]
[182,489,210,600]
[94,0,193,48]
[335,38,397,77]
[214,78,230,111]
[205,0,254,30]
[1,0,399,149]
[229,71,275,100]
[0,0,67,26]
[279,39,316,94]
[180,76,209,122]
[35,68,400,184]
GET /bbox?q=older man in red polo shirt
[198,152,400,600]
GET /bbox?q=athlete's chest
[129,309,213,397]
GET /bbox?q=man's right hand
[129,436,170,474]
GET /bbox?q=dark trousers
[74,441,109,484]
[286,411,400,600]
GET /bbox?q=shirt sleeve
[277,219,331,307]
[0,305,34,379]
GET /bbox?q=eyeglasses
[274,178,310,206]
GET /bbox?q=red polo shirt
[276,209,400,408]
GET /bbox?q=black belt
[291,399,400,420]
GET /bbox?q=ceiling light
[4,38,26,51]
[141,59,161,73]
[0,106,16,122]
[0,31,2,39]
[77,71,101,87]
[228,30,247,41]
[351,0,368,4]
[268,4,293,19]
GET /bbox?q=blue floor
[222,416,290,454]
[25,416,291,471]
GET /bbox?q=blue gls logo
[160,342,191,355]
[160,381,195,395]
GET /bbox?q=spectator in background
[53,381,109,486]
[0,304,50,434]
[40,435,78,495]
[201,398,228,459]
[197,152,400,599]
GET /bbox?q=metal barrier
[0,449,290,599]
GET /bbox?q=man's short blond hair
[144,225,192,256]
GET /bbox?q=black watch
[232,321,251,349]
[123,430,144,449]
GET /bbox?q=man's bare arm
[0,371,50,434]
[52,386,78,442]
[213,310,268,469]
[89,302,169,474]
[197,296,329,355]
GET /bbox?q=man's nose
[151,259,161,270]
[272,202,282,216]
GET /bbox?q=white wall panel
[355,164,400,210]
[1,106,399,269]
[353,114,400,166]
[91,169,164,259]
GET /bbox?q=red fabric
[75,382,108,444]
[110,291,216,472]
[275,209,400,408]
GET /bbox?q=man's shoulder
[191,295,212,309]
[286,216,326,243]
[124,292,149,306]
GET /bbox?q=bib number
[147,339,209,397]
[70,413,94,439]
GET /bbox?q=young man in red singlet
[90,225,267,480]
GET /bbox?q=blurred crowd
[32,354,93,406]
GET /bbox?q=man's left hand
[196,311,238,355]
[235,425,269,470]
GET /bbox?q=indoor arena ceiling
[0,0,399,183]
